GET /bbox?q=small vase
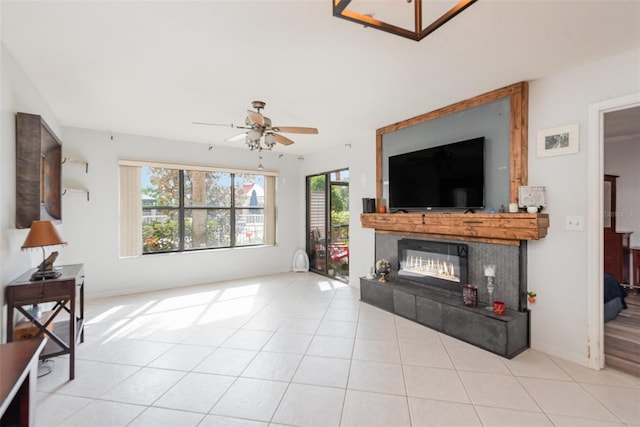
[378,272,387,283]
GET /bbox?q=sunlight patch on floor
[218,284,261,301]
[316,280,349,291]
[85,306,124,325]
[197,297,257,325]
[145,290,221,313]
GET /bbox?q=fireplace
[364,235,529,358]
[397,239,468,293]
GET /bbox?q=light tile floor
[35,272,639,426]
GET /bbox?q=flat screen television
[388,137,485,211]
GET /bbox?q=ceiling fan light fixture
[194,100,318,152]
[246,138,259,151]
[332,0,477,41]
[248,130,262,141]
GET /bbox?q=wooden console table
[6,264,85,380]
[0,337,46,427]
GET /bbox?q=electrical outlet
[565,215,585,231]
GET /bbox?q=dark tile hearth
[368,233,530,358]
[360,277,529,358]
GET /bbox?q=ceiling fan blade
[193,122,251,131]
[193,121,234,127]
[246,110,265,126]
[272,126,318,134]
[273,133,295,146]
[225,133,247,142]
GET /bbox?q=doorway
[306,169,349,282]
[602,106,640,375]
[587,93,640,370]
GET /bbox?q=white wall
[527,47,640,365]
[604,139,640,246]
[59,127,305,297]
[300,136,377,289]
[1,44,65,340]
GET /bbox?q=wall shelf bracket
[62,187,90,201]
[62,157,88,173]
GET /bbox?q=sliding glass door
[306,169,349,282]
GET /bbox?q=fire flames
[400,255,460,282]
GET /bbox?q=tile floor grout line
[559,377,630,425]
[269,273,340,426]
[338,297,361,427]
[35,272,638,426]
[392,314,414,427]
[436,326,487,426]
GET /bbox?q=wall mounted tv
[389,137,485,211]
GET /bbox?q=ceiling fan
[193,101,319,151]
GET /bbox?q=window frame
[121,160,276,256]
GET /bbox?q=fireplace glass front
[397,239,468,293]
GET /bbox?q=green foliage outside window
[330,210,350,242]
[143,220,179,252]
[142,217,229,252]
[141,166,263,253]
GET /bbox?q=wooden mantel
[361,212,549,246]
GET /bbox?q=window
[119,161,276,256]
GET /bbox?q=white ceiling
[2,1,639,155]
[604,106,640,144]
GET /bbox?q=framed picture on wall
[537,124,579,157]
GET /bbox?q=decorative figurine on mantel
[375,259,390,283]
[366,267,375,280]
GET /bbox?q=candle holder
[484,264,496,311]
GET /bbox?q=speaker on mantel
[362,198,376,213]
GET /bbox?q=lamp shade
[21,220,67,250]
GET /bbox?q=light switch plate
[565,215,584,231]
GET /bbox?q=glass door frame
[306,168,349,282]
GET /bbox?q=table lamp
[21,220,67,281]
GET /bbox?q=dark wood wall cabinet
[16,112,62,229]
[632,247,640,290]
[603,175,632,285]
[605,232,631,285]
